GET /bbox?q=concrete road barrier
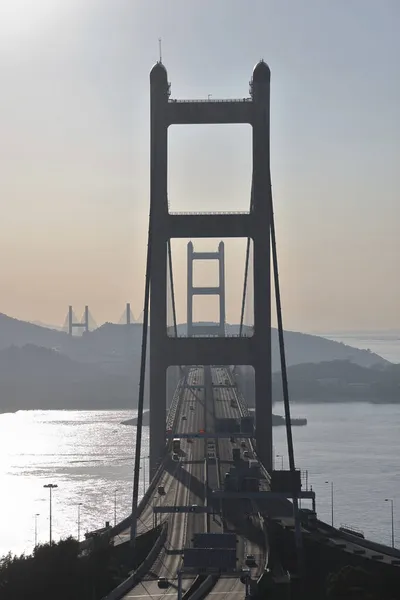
[101,522,168,600]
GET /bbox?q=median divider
[258,516,270,584]
[101,521,168,600]
[188,574,218,600]
[182,575,204,600]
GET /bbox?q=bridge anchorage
[100,60,400,600]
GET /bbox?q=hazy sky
[0,0,399,332]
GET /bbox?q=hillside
[271,360,400,403]
[0,314,388,371]
[0,345,135,413]
[0,313,393,413]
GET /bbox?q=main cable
[130,186,154,549]
[269,186,304,576]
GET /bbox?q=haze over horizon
[0,0,399,332]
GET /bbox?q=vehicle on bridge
[245,554,256,567]
[158,577,169,589]
[232,448,241,462]
[172,438,181,453]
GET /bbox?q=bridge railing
[82,378,186,550]
[166,375,185,433]
[102,522,169,600]
[226,367,271,484]
[169,210,250,216]
[169,98,252,104]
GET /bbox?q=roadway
[114,365,399,600]
[201,366,266,599]
[114,365,267,600]
[122,366,207,599]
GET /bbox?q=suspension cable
[239,181,254,338]
[130,195,154,549]
[270,188,304,576]
[239,238,251,338]
[167,238,178,339]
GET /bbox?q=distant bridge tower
[149,60,273,474]
[187,241,225,337]
[126,302,132,325]
[68,305,89,335]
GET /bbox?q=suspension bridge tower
[187,241,226,337]
[68,305,89,335]
[149,60,273,474]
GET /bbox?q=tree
[326,565,378,600]
[0,537,117,600]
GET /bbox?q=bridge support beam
[149,60,273,474]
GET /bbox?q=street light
[43,483,58,544]
[34,513,40,548]
[114,489,118,527]
[77,503,82,541]
[141,455,150,490]
[325,481,334,527]
[385,498,395,548]
[276,454,284,470]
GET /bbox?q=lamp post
[34,513,40,548]
[141,455,150,490]
[114,489,118,527]
[276,454,284,470]
[43,483,58,544]
[325,481,334,527]
[77,503,82,541]
[385,498,395,548]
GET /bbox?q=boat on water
[272,414,307,427]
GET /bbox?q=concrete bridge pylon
[149,60,273,475]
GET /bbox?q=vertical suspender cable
[239,238,251,338]
[239,182,254,339]
[167,239,178,339]
[270,193,304,575]
[130,202,153,550]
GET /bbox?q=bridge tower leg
[68,305,73,336]
[187,240,225,337]
[84,305,89,333]
[67,305,90,336]
[149,60,273,474]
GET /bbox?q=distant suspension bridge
[62,303,144,335]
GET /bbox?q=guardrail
[101,522,168,600]
[167,376,185,432]
[258,516,270,584]
[188,574,218,600]
[329,523,400,559]
[83,383,185,551]
[182,575,205,600]
[169,98,252,104]
[225,367,271,485]
[169,210,250,215]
